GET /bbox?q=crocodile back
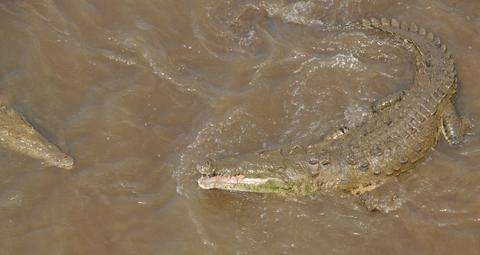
[314,18,458,191]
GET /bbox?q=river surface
[0,0,479,254]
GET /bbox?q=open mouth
[197,172,289,193]
[198,174,277,188]
[196,158,291,193]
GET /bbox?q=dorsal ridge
[361,17,457,110]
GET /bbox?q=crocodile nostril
[196,158,215,175]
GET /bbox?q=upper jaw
[198,174,283,188]
[195,155,292,193]
[197,174,247,189]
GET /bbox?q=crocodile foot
[357,181,405,213]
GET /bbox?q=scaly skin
[197,18,466,196]
[0,102,74,169]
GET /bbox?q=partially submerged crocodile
[0,101,74,169]
[197,18,467,198]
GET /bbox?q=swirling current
[0,1,479,254]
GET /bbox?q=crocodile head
[197,148,323,195]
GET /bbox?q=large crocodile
[0,100,74,169]
[197,18,468,200]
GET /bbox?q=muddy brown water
[0,0,479,254]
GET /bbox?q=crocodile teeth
[381,18,390,26]
[391,18,400,28]
[370,18,380,26]
[409,22,418,32]
[400,21,409,30]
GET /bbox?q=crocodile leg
[355,180,404,213]
[371,91,405,112]
[440,100,468,146]
[326,90,404,140]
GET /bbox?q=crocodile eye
[197,158,215,175]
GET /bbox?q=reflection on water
[0,0,479,254]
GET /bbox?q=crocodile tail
[361,18,457,101]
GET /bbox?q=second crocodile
[197,18,468,200]
[0,101,74,169]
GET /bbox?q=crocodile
[0,101,74,169]
[196,18,468,199]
